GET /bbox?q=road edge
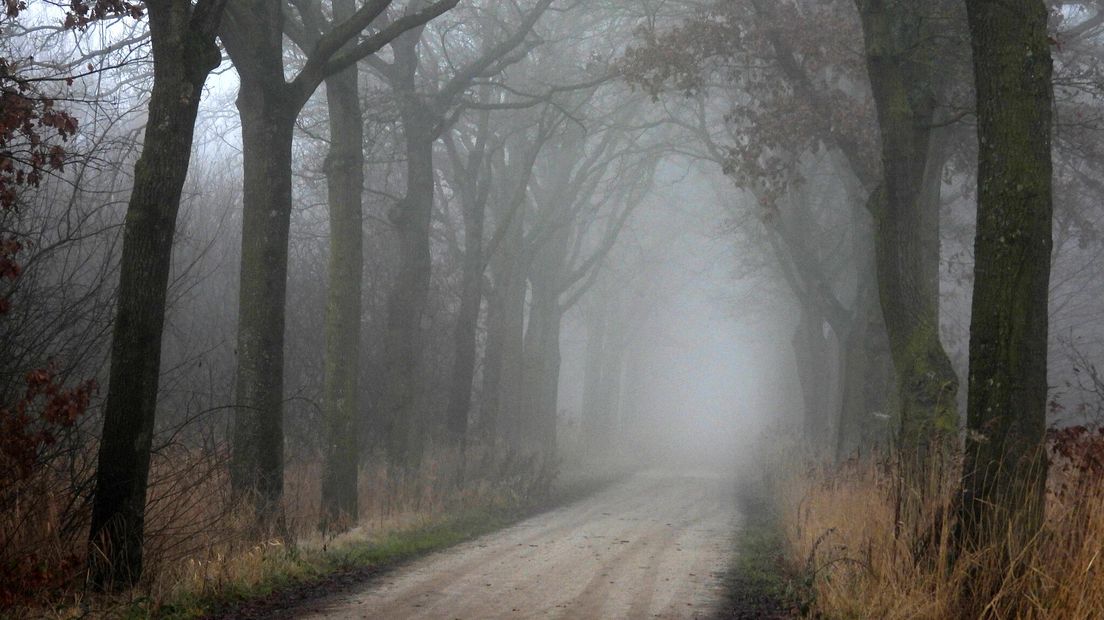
[172,470,631,620]
[712,478,807,619]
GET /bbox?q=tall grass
[780,432,1104,619]
[2,442,555,617]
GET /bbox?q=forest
[0,0,1100,618]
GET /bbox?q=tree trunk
[380,98,435,470]
[854,0,960,488]
[581,302,608,455]
[480,274,507,444]
[445,165,488,445]
[522,237,566,456]
[835,282,890,461]
[621,340,645,449]
[521,279,556,455]
[230,77,297,523]
[956,0,1053,562]
[482,231,525,447]
[835,315,869,461]
[526,314,563,457]
[219,0,457,520]
[582,298,628,457]
[88,6,222,590]
[793,307,831,452]
[599,336,625,455]
[539,318,563,455]
[319,41,364,530]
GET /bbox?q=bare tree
[365,0,555,469]
[218,0,458,522]
[88,0,229,589]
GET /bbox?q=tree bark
[525,311,562,457]
[581,302,609,455]
[214,0,299,525]
[834,282,891,460]
[854,0,960,488]
[521,273,558,455]
[481,201,526,447]
[319,23,365,530]
[956,0,1053,561]
[521,225,569,456]
[598,333,625,454]
[835,314,868,461]
[379,50,436,469]
[444,139,490,446]
[792,307,831,451]
[88,0,223,590]
[230,78,297,522]
[218,0,457,519]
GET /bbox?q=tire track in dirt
[295,470,737,619]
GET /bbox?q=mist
[1,0,1101,617]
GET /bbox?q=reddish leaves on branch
[0,364,97,482]
[0,553,81,608]
[0,0,143,208]
[0,367,95,602]
[62,0,143,30]
[0,0,141,309]
[4,0,141,25]
[1048,425,1104,483]
[0,245,17,314]
[0,3,136,603]
[0,58,80,211]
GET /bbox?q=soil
[290,470,738,619]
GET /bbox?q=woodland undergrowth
[1,444,557,619]
[780,428,1104,619]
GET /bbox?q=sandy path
[295,470,738,620]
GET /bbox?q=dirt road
[296,470,738,620]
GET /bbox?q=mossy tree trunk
[854,0,960,491]
[220,0,458,523]
[219,0,299,522]
[835,206,893,461]
[956,0,1053,561]
[319,0,365,529]
[228,75,297,525]
[88,0,226,590]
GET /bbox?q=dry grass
[2,443,553,618]
[780,447,1104,619]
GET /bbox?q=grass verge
[780,446,1104,619]
[714,481,805,619]
[141,470,623,620]
[167,506,520,620]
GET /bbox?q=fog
[555,164,797,471]
[2,0,1102,615]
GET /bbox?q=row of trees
[0,0,1090,605]
[2,0,691,593]
[623,0,1070,589]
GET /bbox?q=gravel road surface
[296,470,738,619]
